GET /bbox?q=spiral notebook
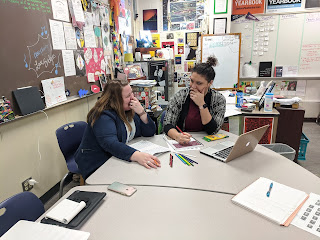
[41,190,106,228]
[232,177,309,226]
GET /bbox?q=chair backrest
[157,110,166,134]
[0,191,45,236]
[55,121,87,173]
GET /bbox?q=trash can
[262,143,296,161]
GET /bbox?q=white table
[86,132,320,195]
[38,185,319,240]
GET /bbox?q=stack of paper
[1,220,90,240]
[130,140,170,156]
[45,199,86,224]
[232,177,309,226]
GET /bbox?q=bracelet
[138,111,147,117]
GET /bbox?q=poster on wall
[143,9,158,32]
[232,0,265,14]
[305,0,320,8]
[266,0,302,13]
[185,32,199,60]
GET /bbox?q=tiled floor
[44,122,320,210]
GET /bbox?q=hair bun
[206,56,218,67]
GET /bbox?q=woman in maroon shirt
[164,56,226,145]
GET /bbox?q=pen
[171,154,173,168]
[176,125,186,135]
[266,182,273,197]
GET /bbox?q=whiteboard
[201,34,241,89]
[231,12,320,77]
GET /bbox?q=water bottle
[264,93,274,112]
[236,90,243,108]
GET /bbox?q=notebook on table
[41,190,106,228]
[200,125,269,163]
[232,177,309,226]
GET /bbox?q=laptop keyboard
[214,146,233,159]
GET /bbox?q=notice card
[41,77,67,107]
[292,193,320,237]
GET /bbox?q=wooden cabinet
[275,107,305,162]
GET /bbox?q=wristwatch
[199,103,208,110]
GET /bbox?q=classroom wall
[0,95,98,202]
[135,0,320,118]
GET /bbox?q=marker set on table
[169,153,198,168]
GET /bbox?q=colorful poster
[185,32,199,60]
[152,33,160,48]
[178,44,184,54]
[74,50,86,76]
[41,77,67,107]
[94,26,102,48]
[187,61,195,72]
[232,0,265,15]
[175,55,182,64]
[143,9,157,32]
[266,0,302,13]
[162,41,175,55]
[84,48,104,83]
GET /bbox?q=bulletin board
[231,12,320,77]
[201,33,241,89]
[0,0,94,113]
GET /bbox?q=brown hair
[87,80,134,130]
[192,56,218,82]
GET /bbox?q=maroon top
[184,100,203,132]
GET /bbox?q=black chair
[55,121,87,198]
[0,191,44,237]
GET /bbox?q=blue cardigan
[75,110,156,179]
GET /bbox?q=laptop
[200,125,269,162]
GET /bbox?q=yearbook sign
[266,0,302,13]
[232,0,265,15]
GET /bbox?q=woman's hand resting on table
[130,151,161,169]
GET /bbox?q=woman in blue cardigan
[75,80,161,179]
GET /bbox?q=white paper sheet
[1,220,90,240]
[41,77,67,107]
[62,50,76,76]
[232,177,308,225]
[71,0,85,23]
[214,0,227,13]
[46,199,86,224]
[292,193,320,237]
[63,22,77,49]
[49,19,66,50]
[130,140,170,156]
[283,66,298,77]
[214,18,226,34]
[83,26,97,48]
[51,0,70,22]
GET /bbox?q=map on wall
[168,0,205,30]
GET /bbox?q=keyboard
[214,146,233,159]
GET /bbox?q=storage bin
[262,143,296,161]
[298,133,310,161]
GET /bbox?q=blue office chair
[0,191,45,237]
[56,121,87,198]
